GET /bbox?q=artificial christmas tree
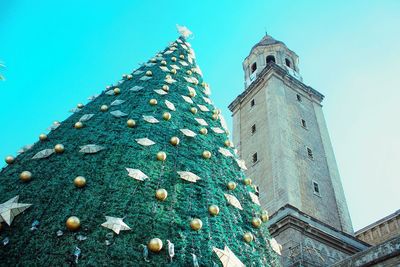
[0,27,280,266]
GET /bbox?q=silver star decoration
[126,168,148,181]
[203,83,211,95]
[101,216,131,234]
[133,70,144,75]
[47,121,60,131]
[135,138,156,146]
[32,148,55,159]
[154,89,168,95]
[0,196,32,226]
[130,86,144,92]
[176,25,193,38]
[164,50,174,55]
[213,246,245,267]
[179,60,189,67]
[195,118,208,126]
[140,76,152,81]
[180,129,196,137]
[165,77,177,84]
[197,104,209,112]
[203,97,212,104]
[218,147,233,157]
[181,95,193,104]
[187,86,197,97]
[224,194,243,210]
[235,159,247,170]
[159,66,169,72]
[110,99,126,106]
[79,144,105,154]
[170,64,180,70]
[177,171,201,183]
[70,108,81,113]
[105,90,115,95]
[165,100,176,111]
[269,238,283,255]
[79,114,94,122]
[110,110,128,117]
[249,192,261,206]
[211,127,225,134]
[143,115,159,124]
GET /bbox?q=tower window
[285,58,291,68]
[252,153,258,163]
[251,62,257,73]
[250,99,255,107]
[266,55,276,64]
[301,119,307,128]
[307,147,314,159]
[296,94,302,102]
[313,181,321,196]
[251,124,256,134]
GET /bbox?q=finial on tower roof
[176,25,193,39]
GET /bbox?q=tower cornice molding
[229,63,324,113]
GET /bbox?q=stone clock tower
[229,34,369,266]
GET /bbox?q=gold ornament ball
[163,112,172,121]
[20,171,32,182]
[171,57,177,62]
[193,79,199,85]
[165,74,172,79]
[170,68,177,75]
[243,178,252,185]
[150,58,157,63]
[213,109,220,115]
[148,238,163,252]
[146,70,153,76]
[208,205,220,216]
[201,82,207,88]
[189,91,196,98]
[224,140,231,147]
[179,54,185,59]
[74,121,83,129]
[162,85,169,92]
[243,232,254,243]
[127,119,136,128]
[199,128,208,135]
[186,70,192,75]
[161,60,167,66]
[155,188,168,201]
[261,210,269,222]
[101,105,109,112]
[149,99,158,106]
[39,133,48,141]
[74,176,86,188]
[5,156,15,165]
[202,150,212,159]
[127,74,133,80]
[54,144,65,154]
[212,114,219,120]
[113,88,120,95]
[170,136,180,146]
[190,107,198,114]
[227,181,237,190]
[156,151,167,161]
[190,218,203,231]
[77,103,84,109]
[251,217,262,228]
[66,216,81,231]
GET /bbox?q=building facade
[229,34,369,266]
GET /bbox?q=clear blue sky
[1,1,399,231]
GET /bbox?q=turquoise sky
[1,1,399,231]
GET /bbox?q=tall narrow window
[285,58,291,68]
[251,124,256,134]
[266,55,276,64]
[250,99,255,107]
[251,62,257,73]
[301,119,307,128]
[313,181,320,196]
[297,94,302,102]
[307,147,313,159]
[252,153,258,163]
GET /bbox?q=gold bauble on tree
[202,150,211,159]
[77,103,84,109]
[66,216,81,231]
[186,70,192,75]
[208,205,220,216]
[101,105,109,112]
[148,238,163,252]
[170,136,180,146]
[171,57,177,62]
[224,140,231,147]
[170,68,177,75]
[161,60,167,66]
[213,109,220,115]
[150,58,157,63]
[146,70,153,76]
[163,112,171,121]
[156,151,167,161]
[127,119,136,128]
[74,176,86,188]
[39,133,48,141]
[155,189,168,201]
[243,232,254,243]
[74,121,83,129]
[127,74,133,80]
[149,99,158,106]
[227,181,237,190]
[190,218,203,231]
[162,85,169,92]
[5,156,15,165]
[199,128,208,135]
[20,171,32,182]
[212,114,219,120]
[113,88,120,95]
[165,74,172,79]
[189,91,196,98]
[179,54,184,59]
[261,210,269,222]
[190,107,198,114]
[251,217,262,228]
[243,178,252,185]
[54,144,65,154]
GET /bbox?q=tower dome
[243,34,302,88]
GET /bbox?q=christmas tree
[0,27,280,266]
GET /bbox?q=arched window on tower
[251,62,257,73]
[266,55,275,64]
[285,58,291,68]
